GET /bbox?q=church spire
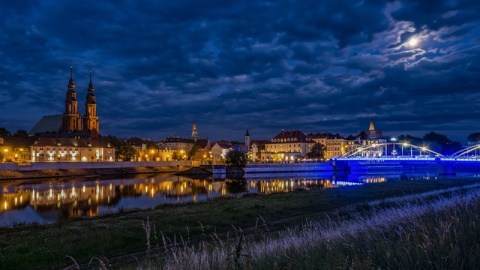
[68,64,75,90]
[369,118,375,131]
[84,67,99,133]
[191,120,199,142]
[63,65,80,132]
[88,68,94,92]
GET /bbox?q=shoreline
[0,166,190,180]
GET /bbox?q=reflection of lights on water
[82,185,86,193]
[3,201,7,210]
[109,183,112,191]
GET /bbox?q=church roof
[29,115,63,135]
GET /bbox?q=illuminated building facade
[352,119,388,157]
[263,130,314,162]
[31,137,115,162]
[0,137,32,163]
[309,133,347,160]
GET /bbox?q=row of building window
[271,138,299,143]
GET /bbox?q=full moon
[408,37,418,47]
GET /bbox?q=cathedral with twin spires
[29,66,100,137]
[62,65,99,133]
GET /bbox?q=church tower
[62,65,82,132]
[245,129,250,148]
[83,68,99,132]
[191,120,199,142]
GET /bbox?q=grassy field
[158,182,480,270]
[1,177,480,269]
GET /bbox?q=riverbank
[1,177,480,269]
[0,161,192,180]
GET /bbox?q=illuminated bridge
[331,143,480,175]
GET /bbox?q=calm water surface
[1,171,479,227]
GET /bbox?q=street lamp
[390,138,397,156]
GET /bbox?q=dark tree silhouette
[225,150,247,167]
[467,132,480,143]
[306,143,326,160]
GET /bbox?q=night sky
[1,1,479,142]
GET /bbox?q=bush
[225,150,247,167]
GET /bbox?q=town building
[157,136,192,160]
[31,137,115,162]
[309,133,347,160]
[156,121,211,161]
[263,130,314,162]
[211,140,248,163]
[0,137,32,163]
[249,140,269,162]
[351,119,388,157]
[211,141,233,162]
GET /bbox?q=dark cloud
[0,0,479,142]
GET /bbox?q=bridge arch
[340,142,443,158]
[452,144,480,158]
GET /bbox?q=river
[1,171,479,227]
